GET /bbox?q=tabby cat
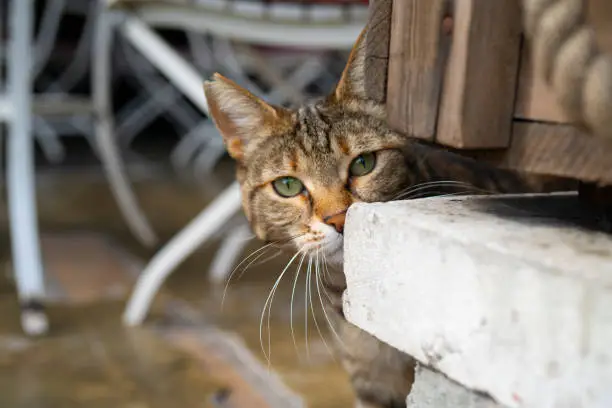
[204,28,569,408]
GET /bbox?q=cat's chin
[325,248,344,266]
[298,238,344,266]
[320,233,344,266]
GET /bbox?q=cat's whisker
[290,252,308,357]
[266,232,309,250]
[404,189,489,201]
[315,259,349,353]
[304,256,312,360]
[259,250,302,367]
[396,185,477,201]
[223,233,307,305]
[250,249,284,267]
[224,241,275,284]
[436,191,485,199]
[310,251,333,305]
[223,236,297,291]
[402,189,470,201]
[404,180,476,193]
[312,250,335,359]
[392,180,483,201]
[266,279,281,363]
[319,253,335,304]
[221,243,276,308]
[391,180,469,200]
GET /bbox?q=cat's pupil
[272,176,304,198]
[349,152,376,177]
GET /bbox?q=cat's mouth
[297,234,344,266]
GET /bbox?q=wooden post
[364,0,393,104]
[436,0,522,149]
[473,122,612,185]
[386,0,450,141]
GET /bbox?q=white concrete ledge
[408,365,501,408]
[343,193,612,408]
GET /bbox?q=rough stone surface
[343,193,612,408]
[407,365,502,408]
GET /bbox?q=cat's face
[204,29,409,264]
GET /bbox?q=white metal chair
[0,0,112,335]
[0,0,163,335]
[93,0,368,326]
[0,0,48,336]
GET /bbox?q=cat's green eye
[272,176,304,198]
[349,152,376,177]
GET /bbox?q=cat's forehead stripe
[245,105,399,187]
[295,104,331,153]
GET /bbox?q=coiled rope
[521,0,612,139]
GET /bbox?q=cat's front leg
[326,303,415,408]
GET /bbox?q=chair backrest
[109,0,369,49]
[108,0,368,25]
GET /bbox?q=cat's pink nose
[324,211,346,234]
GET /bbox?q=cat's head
[204,29,410,264]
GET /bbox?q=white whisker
[222,233,305,307]
[304,256,312,360]
[392,180,482,201]
[316,254,349,353]
[318,252,336,304]
[407,190,482,201]
[259,250,301,367]
[290,252,307,356]
[222,244,274,307]
[311,250,334,358]
[250,249,284,267]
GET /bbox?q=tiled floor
[0,164,353,408]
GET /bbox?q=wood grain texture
[364,0,393,104]
[436,0,522,149]
[474,121,612,184]
[589,0,612,54]
[514,42,568,123]
[386,0,449,140]
[515,0,612,124]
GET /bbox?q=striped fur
[204,27,572,408]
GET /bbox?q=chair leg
[92,8,158,247]
[192,135,226,175]
[123,182,242,326]
[7,0,48,336]
[208,223,253,285]
[170,121,218,170]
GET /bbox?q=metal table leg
[123,181,242,326]
[8,0,48,336]
[208,222,252,284]
[93,8,158,247]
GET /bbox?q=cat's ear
[204,73,292,161]
[331,27,368,103]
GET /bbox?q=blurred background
[0,0,369,406]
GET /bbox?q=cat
[203,28,572,408]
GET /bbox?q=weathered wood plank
[474,121,612,184]
[364,0,393,104]
[514,42,568,124]
[436,0,522,149]
[515,0,612,124]
[589,0,612,54]
[386,0,449,140]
